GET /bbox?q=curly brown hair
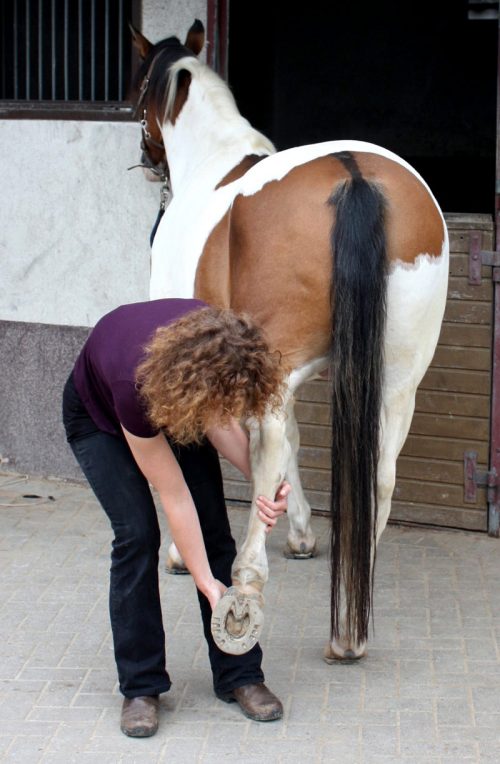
[136,307,286,444]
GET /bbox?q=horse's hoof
[165,545,190,575]
[165,563,190,575]
[211,586,264,655]
[323,640,366,664]
[165,556,190,575]
[283,542,316,560]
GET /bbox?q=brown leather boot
[120,695,160,737]
[218,683,283,721]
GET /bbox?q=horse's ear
[129,23,153,60]
[184,19,205,56]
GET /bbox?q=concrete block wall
[0,2,206,479]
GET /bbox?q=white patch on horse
[385,240,449,394]
[150,58,274,300]
[150,137,444,301]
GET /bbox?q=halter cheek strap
[129,51,172,222]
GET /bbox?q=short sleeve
[112,380,159,438]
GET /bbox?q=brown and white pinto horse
[131,21,449,660]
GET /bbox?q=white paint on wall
[0,120,158,327]
[0,1,207,329]
[142,1,206,50]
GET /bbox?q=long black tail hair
[328,152,388,645]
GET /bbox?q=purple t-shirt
[73,298,206,438]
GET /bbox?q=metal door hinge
[464,451,498,504]
[469,231,500,285]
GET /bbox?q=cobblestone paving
[0,472,499,763]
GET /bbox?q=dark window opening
[0,0,140,119]
[228,1,498,215]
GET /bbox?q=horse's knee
[376,460,397,541]
[378,461,396,503]
[251,415,290,486]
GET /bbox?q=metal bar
[91,0,95,101]
[118,0,123,99]
[104,0,109,100]
[469,235,500,285]
[482,251,500,267]
[51,0,56,99]
[464,451,479,503]
[38,0,43,98]
[490,8,500,536]
[78,0,83,100]
[64,0,68,99]
[206,0,217,70]
[0,100,134,119]
[1,1,6,98]
[490,266,500,536]
[25,0,30,99]
[217,0,229,80]
[13,0,18,98]
[469,232,483,285]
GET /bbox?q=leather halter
[132,51,170,185]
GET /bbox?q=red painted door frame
[488,14,500,536]
[206,0,229,79]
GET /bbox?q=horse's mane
[135,37,275,154]
[164,58,237,122]
[163,57,276,156]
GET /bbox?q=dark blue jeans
[62,373,264,698]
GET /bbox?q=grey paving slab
[0,471,499,763]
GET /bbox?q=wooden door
[222,214,495,532]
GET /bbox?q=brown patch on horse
[203,156,352,368]
[194,211,231,307]
[349,152,445,264]
[215,155,267,189]
[195,155,269,303]
[195,151,445,369]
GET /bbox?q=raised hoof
[283,542,316,560]
[164,560,190,575]
[211,586,264,656]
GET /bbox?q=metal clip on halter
[159,176,170,211]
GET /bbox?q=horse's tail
[328,152,388,645]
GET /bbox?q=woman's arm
[121,427,223,608]
[207,419,291,533]
[206,419,251,480]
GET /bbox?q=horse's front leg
[211,410,290,655]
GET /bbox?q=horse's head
[130,20,205,180]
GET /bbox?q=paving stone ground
[0,471,499,763]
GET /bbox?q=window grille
[0,0,140,119]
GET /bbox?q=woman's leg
[63,375,171,698]
[171,440,265,696]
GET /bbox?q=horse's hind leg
[283,404,316,559]
[211,408,290,655]
[165,541,188,574]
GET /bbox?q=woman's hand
[204,578,227,610]
[256,481,291,534]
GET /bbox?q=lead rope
[150,174,170,246]
[127,164,172,246]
